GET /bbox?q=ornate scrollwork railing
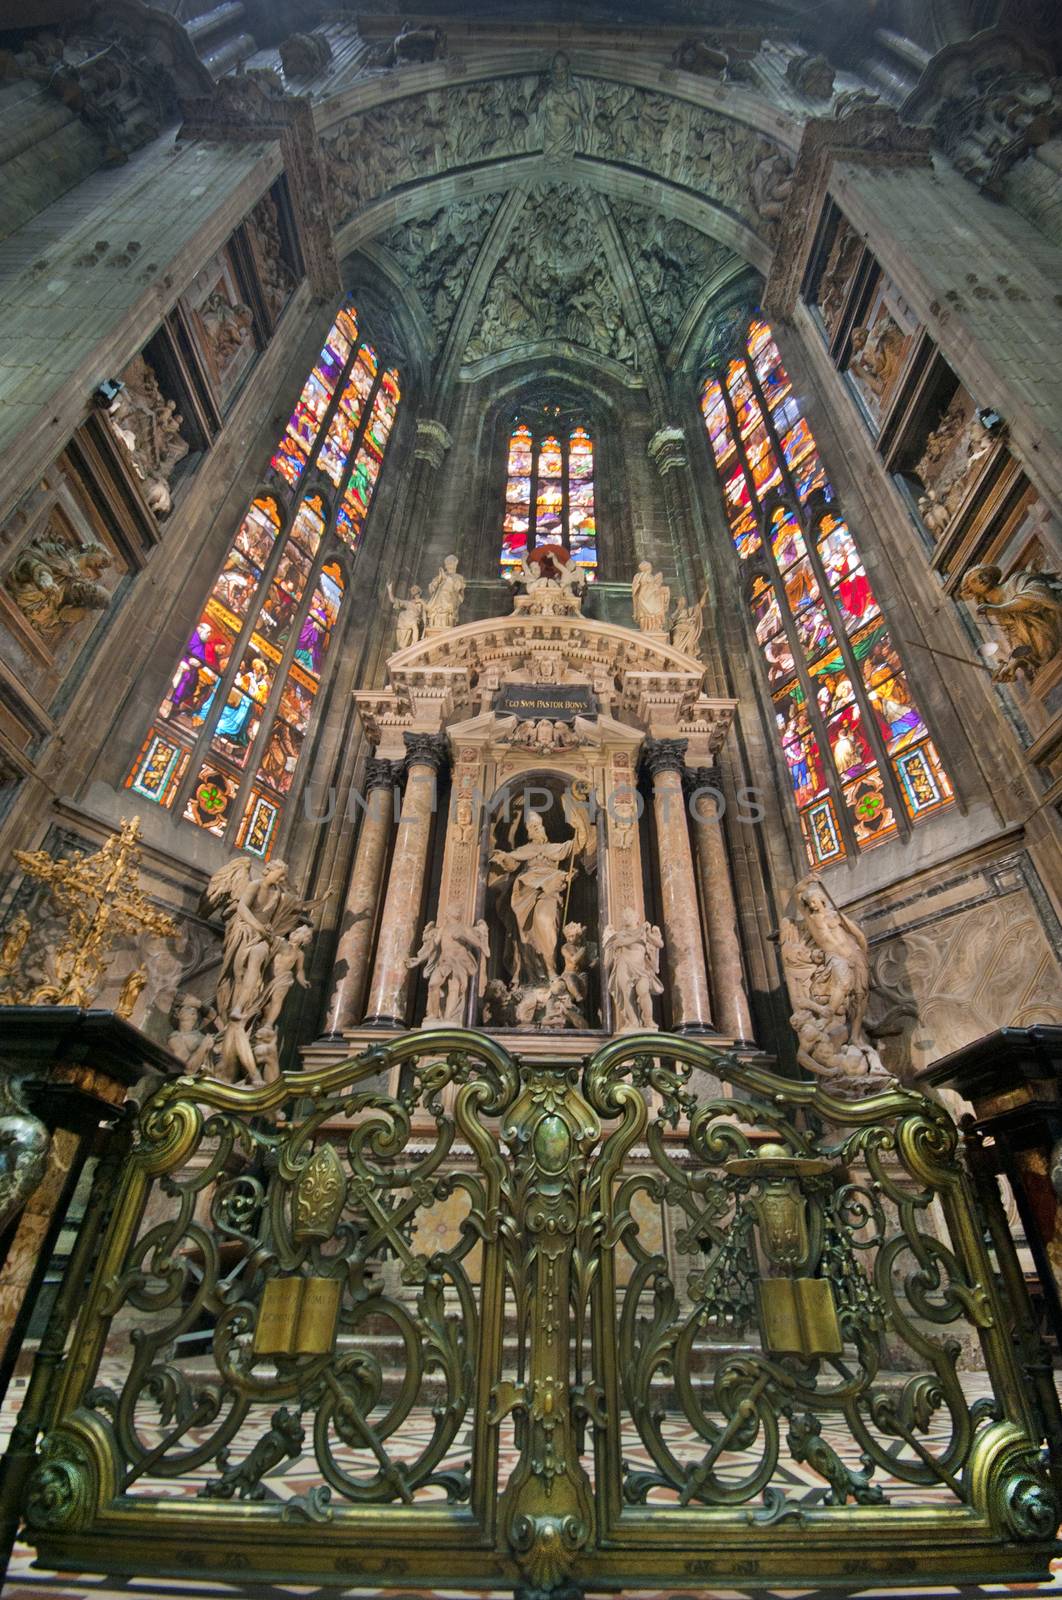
[19,1031,1061,1594]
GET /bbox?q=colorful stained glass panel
[127,730,189,807]
[236,789,280,858]
[801,798,845,866]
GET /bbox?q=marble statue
[541,976,585,1029]
[409,916,490,1024]
[5,531,111,637]
[670,584,709,657]
[778,874,890,1096]
[489,811,582,989]
[603,907,663,1032]
[424,554,466,629]
[631,561,671,632]
[481,978,514,1027]
[560,921,589,1014]
[167,992,214,1073]
[201,859,322,1085]
[387,581,425,649]
[958,563,1062,681]
[917,489,952,540]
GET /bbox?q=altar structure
[318,553,753,1065]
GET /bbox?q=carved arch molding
[319,67,796,271]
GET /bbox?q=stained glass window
[500,412,598,581]
[701,315,952,867]
[127,299,400,856]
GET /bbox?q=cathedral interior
[1,0,1062,1594]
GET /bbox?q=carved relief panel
[103,349,192,518]
[844,273,920,429]
[181,248,258,411]
[0,462,126,706]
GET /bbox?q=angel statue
[488,796,593,989]
[408,916,490,1025]
[603,907,663,1032]
[958,561,1062,682]
[200,859,323,1085]
[778,873,891,1097]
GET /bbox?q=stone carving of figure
[541,976,585,1029]
[914,400,995,533]
[278,31,333,77]
[670,584,709,657]
[378,21,446,67]
[5,531,111,637]
[489,811,581,989]
[560,921,589,1015]
[201,859,321,1085]
[199,290,254,372]
[387,581,425,649]
[750,152,794,225]
[917,490,953,540]
[481,977,514,1027]
[534,52,587,158]
[409,916,490,1024]
[249,195,295,321]
[849,317,906,404]
[105,354,189,517]
[958,562,1062,681]
[779,873,889,1095]
[167,992,214,1073]
[671,38,729,78]
[424,554,465,629]
[631,561,671,632]
[817,223,862,334]
[603,907,663,1032]
[507,550,584,613]
[785,52,835,101]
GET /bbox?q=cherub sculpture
[778,874,890,1096]
[958,561,1062,682]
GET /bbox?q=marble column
[363,733,449,1028]
[686,765,756,1045]
[641,738,713,1033]
[323,757,400,1034]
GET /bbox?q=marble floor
[3,1364,1061,1600]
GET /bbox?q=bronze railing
[16,1030,1061,1593]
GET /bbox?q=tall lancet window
[500,410,598,581]
[126,300,400,859]
[701,315,952,869]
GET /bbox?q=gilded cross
[0,818,178,1012]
